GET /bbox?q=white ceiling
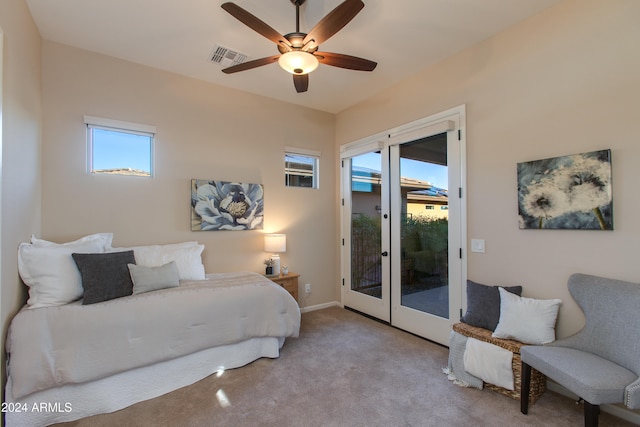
[26,0,562,113]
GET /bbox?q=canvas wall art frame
[517,149,613,230]
[191,179,264,231]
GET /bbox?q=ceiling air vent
[210,44,248,68]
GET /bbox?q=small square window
[85,116,155,177]
[285,149,320,189]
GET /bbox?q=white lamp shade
[264,234,286,253]
[278,51,319,75]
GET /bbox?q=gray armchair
[520,273,640,427]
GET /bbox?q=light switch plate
[471,239,485,253]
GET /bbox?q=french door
[341,106,466,345]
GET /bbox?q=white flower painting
[191,180,264,231]
[517,150,613,230]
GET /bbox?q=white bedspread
[6,272,300,400]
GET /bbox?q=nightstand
[268,273,299,304]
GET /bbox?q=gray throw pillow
[128,261,180,295]
[460,280,522,331]
[72,250,136,305]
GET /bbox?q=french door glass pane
[399,135,449,318]
[350,152,382,299]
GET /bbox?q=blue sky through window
[91,128,152,174]
[352,152,448,190]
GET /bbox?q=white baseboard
[547,381,640,424]
[300,301,341,313]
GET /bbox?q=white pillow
[18,236,112,308]
[129,261,180,295]
[31,232,113,249]
[492,287,562,345]
[110,242,205,280]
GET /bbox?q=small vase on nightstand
[264,259,274,276]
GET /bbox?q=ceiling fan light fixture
[278,51,319,75]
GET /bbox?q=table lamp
[264,233,286,276]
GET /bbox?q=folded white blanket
[463,337,514,390]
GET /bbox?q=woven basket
[452,322,546,404]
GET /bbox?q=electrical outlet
[305,283,311,293]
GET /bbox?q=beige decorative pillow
[129,261,180,295]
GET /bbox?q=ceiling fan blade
[222,55,281,74]
[315,51,377,71]
[221,3,291,48]
[303,0,364,48]
[293,74,309,93]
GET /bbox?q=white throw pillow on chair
[492,287,562,345]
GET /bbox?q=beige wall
[0,0,43,398]
[3,0,639,361]
[40,41,337,309]
[0,0,636,420]
[336,0,640,339]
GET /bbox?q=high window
[285,147,320,189]
[84,116,155,177]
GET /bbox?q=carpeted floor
[57,307,635,427]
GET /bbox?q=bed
[6,234,300,426]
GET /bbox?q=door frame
[340,137,391,322]
[340,105,467,344]
[389,111,465,345]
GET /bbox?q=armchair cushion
[521,346,637,405]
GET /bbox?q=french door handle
[381,251,388,257]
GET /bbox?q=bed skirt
[5,336,284,427]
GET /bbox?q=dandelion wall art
[517,150,613,230]
[191,179,264,231]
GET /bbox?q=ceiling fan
[220,0,377,93]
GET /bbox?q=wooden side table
[268,273,299,304]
